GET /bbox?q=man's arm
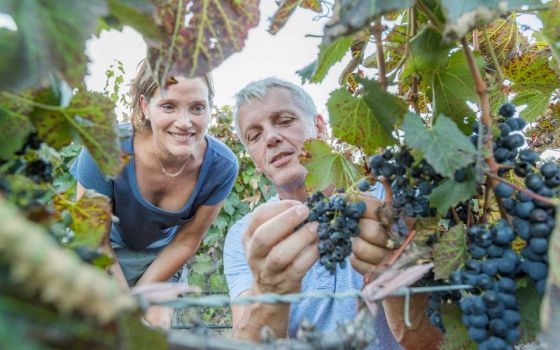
[350,194,443,350]
[230,200,319,342]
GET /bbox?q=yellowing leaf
[301,139,361,192]
[269,0,300,35]
[148,0,260,84]
[432,224,467,280]
[0,93,33,159]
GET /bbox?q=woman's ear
[315,114,328,139]
[140,95,150,120]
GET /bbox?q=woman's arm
[136,202,223,285]
[76,182,129,290]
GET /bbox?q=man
[224,78,442,349]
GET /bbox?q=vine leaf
[408,27,451,76]
[322,0,414,44]
[477,15,525,66]
[428,169,477,215]
[515,285,542,344]
[440,304,477,350]
[69,92,125,177]
[103,0,163,40]
[0,94,33,159]
[301,0,322,12]
[147,0,260,85]
[268,0,300,35]
[327,82,401,154]
[541,206,560,347]
[0,0,108,91]
[503,51,560,122]
[54,190,112,248]
[28,89,73,149]
[414,217,441,245]
[297,36,353,84]
[432,51,484,133]
[432,224,467,280]
[300,139,361,192]
[441,0,547,42]
[537,1,560,67]
[403,113,476,178]
[361,79,406,133]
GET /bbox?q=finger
[358,219,389,247]
[242,200,301,248]
[265,222,319,273]
[357,193,384,220]
[285,238,320,280]
[247,203,310,260]
[350,254,377,275]
[351,237,391,266]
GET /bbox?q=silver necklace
[155,153,189,177]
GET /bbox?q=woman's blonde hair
[129,59,215,131]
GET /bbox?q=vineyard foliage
[0,0,560,349]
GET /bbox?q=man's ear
[315,114,328,139]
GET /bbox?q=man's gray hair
[233,77,318,143]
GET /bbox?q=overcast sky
[84,2,349,118]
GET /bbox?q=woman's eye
[161,104,175,112]
[193,105,206,113]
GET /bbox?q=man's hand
[242,200,319,295]
[350,194,393,275]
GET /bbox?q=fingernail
[295,204,309,217]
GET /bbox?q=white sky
[84,2,349,118]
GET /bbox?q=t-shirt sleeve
[203,159,238,206]
[224,215,253,298]
[69,146,113,197]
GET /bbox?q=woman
[71,60,238,324]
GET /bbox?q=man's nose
[265,128,282,146]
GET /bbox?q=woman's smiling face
[141,76,210,159]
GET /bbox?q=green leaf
[541,206,560,346]
[361,79,406,132]
[503,52,560,122]
[105,0,162,40]
[432,51,484,133]
[408,27,451,76]
[478,15,525,66]
[28,89,73,149]
[403,113,477,178]
[428,170,477,215]
[0,94,33,159]
[118,311,167,349]
[192,255,214,275]
[148,0,260,84]
[323,0,415,44]
[537,2,560,67]
[68,91,125,177]
[440,304,477,350]
[516,284,542,344]
[432,224,467,280]
[298,36,353,84]
[327,85,399,154]
[0,0,108,91]
[301,139,362,192]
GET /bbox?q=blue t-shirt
[224,183,402,349]
[70,127,238,251]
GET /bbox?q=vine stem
[481,177,494,223]
[450,207,461,224]
[386,229,417,266]
[487,173,557,206]
[2,92,63,111]
[482,27,504,84]
[409,7,421,114]
[373,18,387,90]
[416,0,443,32]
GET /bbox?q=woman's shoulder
[206,135,237,167]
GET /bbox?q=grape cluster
[496,160,558,294]
[425,283,461,333]
[305,191,366,273]
[24,159,53,183]
[368,147,439,220]
[451,221,521,349]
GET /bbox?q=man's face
[237,87,317,191]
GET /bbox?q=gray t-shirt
[224,183,402,349]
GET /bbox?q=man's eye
[279,118,293,125]
[247,132,260,143]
